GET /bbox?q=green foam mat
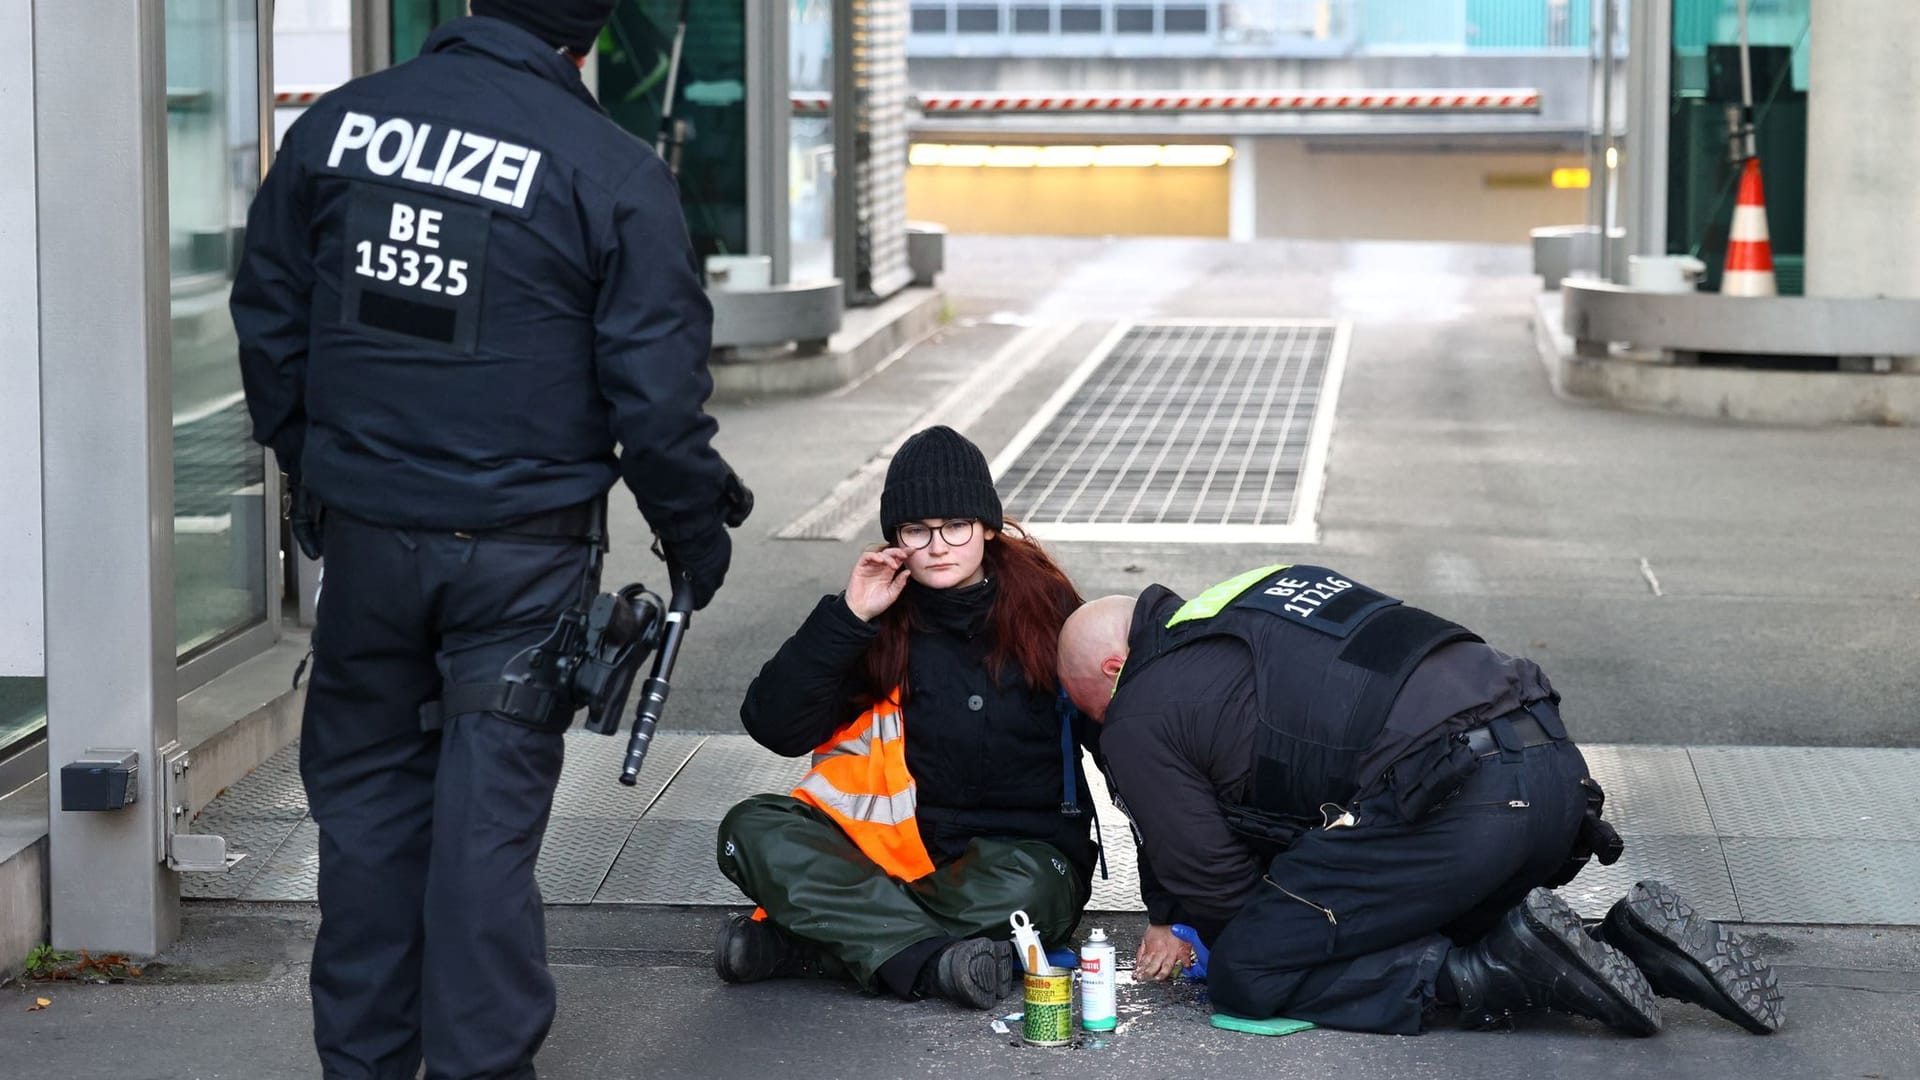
[1209,1014,1317,1037]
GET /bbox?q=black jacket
[741,586,1098,878]
[1100,584,1557,934]
[233,16,730,533]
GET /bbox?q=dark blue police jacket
[232,16,730,532]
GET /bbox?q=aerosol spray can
[1079,928,1117,1032]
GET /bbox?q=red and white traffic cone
[1721,156,1777,296]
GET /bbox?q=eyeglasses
[896,519,977,550]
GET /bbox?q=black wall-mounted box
[60,751,139,811]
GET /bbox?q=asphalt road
[637,235,1920,748]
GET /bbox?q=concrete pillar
[1228,136,1258,242]
[1805,1,1920,300]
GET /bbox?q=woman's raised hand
[845,547,910,622]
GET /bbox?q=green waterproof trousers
[717,793,1090,991]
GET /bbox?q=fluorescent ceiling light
[941,144,991,167]
[1159,144,1236,167]
[1092,144,1163,167]
[986,145,1042,167]
[1036,145,1099,167]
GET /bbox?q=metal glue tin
[1022,969,1074,1046]
[1079,928,1117,1031]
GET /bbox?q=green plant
[22,944,73,980]
[19,946,140,983]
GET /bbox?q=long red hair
[861,521,1082,702]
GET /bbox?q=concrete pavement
[9,235,1919,1078]
[3,907,1917,1080]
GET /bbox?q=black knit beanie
[471,0,615,54]
[880,426,1004,543]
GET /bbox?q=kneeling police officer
[232,3,747,1076]
[1058,566,1783,1037]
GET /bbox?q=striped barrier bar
[911,88,1542,114]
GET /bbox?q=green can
[1022,970,1074,1047]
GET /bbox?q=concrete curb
[710,288,946,401]
[1533,292,1918,426]
[0,633,308,979]
[0,784,47,982]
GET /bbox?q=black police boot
[1598,880,1784,1035]
[713,913,831,984]
[1442,888,1661,1036]
[924,937,1018,1010]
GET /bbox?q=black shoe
[713,913,829,984]
[927,937,1016,1010]
[1599,880,1784,1035]
[1443,888,1661,1036]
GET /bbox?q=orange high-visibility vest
[789,688,937,882]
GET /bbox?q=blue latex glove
[1170,924,1210,981]
[1046,948,1078,972]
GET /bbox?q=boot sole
[1605,880,1784,1035]
[936,938,1012,1010]
[1517,889,1662,1037]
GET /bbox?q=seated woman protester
[716,426,1097,1008]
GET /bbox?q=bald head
[1058,594,1138,720]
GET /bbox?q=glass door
[165,0,274,675]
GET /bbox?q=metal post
[832,0,859,303]
[746,0,792,284]
[351,0,392,76]
[35,0,180,954]
[1584,0,1603,267]
[256,0,286,639]
[1621,0,1671,262]
[1597,0,1617,281]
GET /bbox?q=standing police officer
[232,4,746,1077]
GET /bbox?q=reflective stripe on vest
[789,689,937,882]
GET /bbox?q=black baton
[617,573,694,786]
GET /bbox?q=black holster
[1219,802,1319,858]
[1543,776,1626,888]
[289,483,326,560]
[422,615,583,734]
[1387,731,1482,822]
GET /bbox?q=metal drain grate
[990,320,1349,543]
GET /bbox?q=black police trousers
[300,512,594,1080]
[1208,713,1591,1035]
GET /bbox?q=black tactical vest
[1117,564,1480,828]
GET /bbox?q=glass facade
[165,0,270,660]
[392,0,469,63]
[0,677,45,764]
[601,1,751,263]
[791,0,837,284]
[1667,0,1809,292]
[909,0,1593,54]
[389,1,768,271]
